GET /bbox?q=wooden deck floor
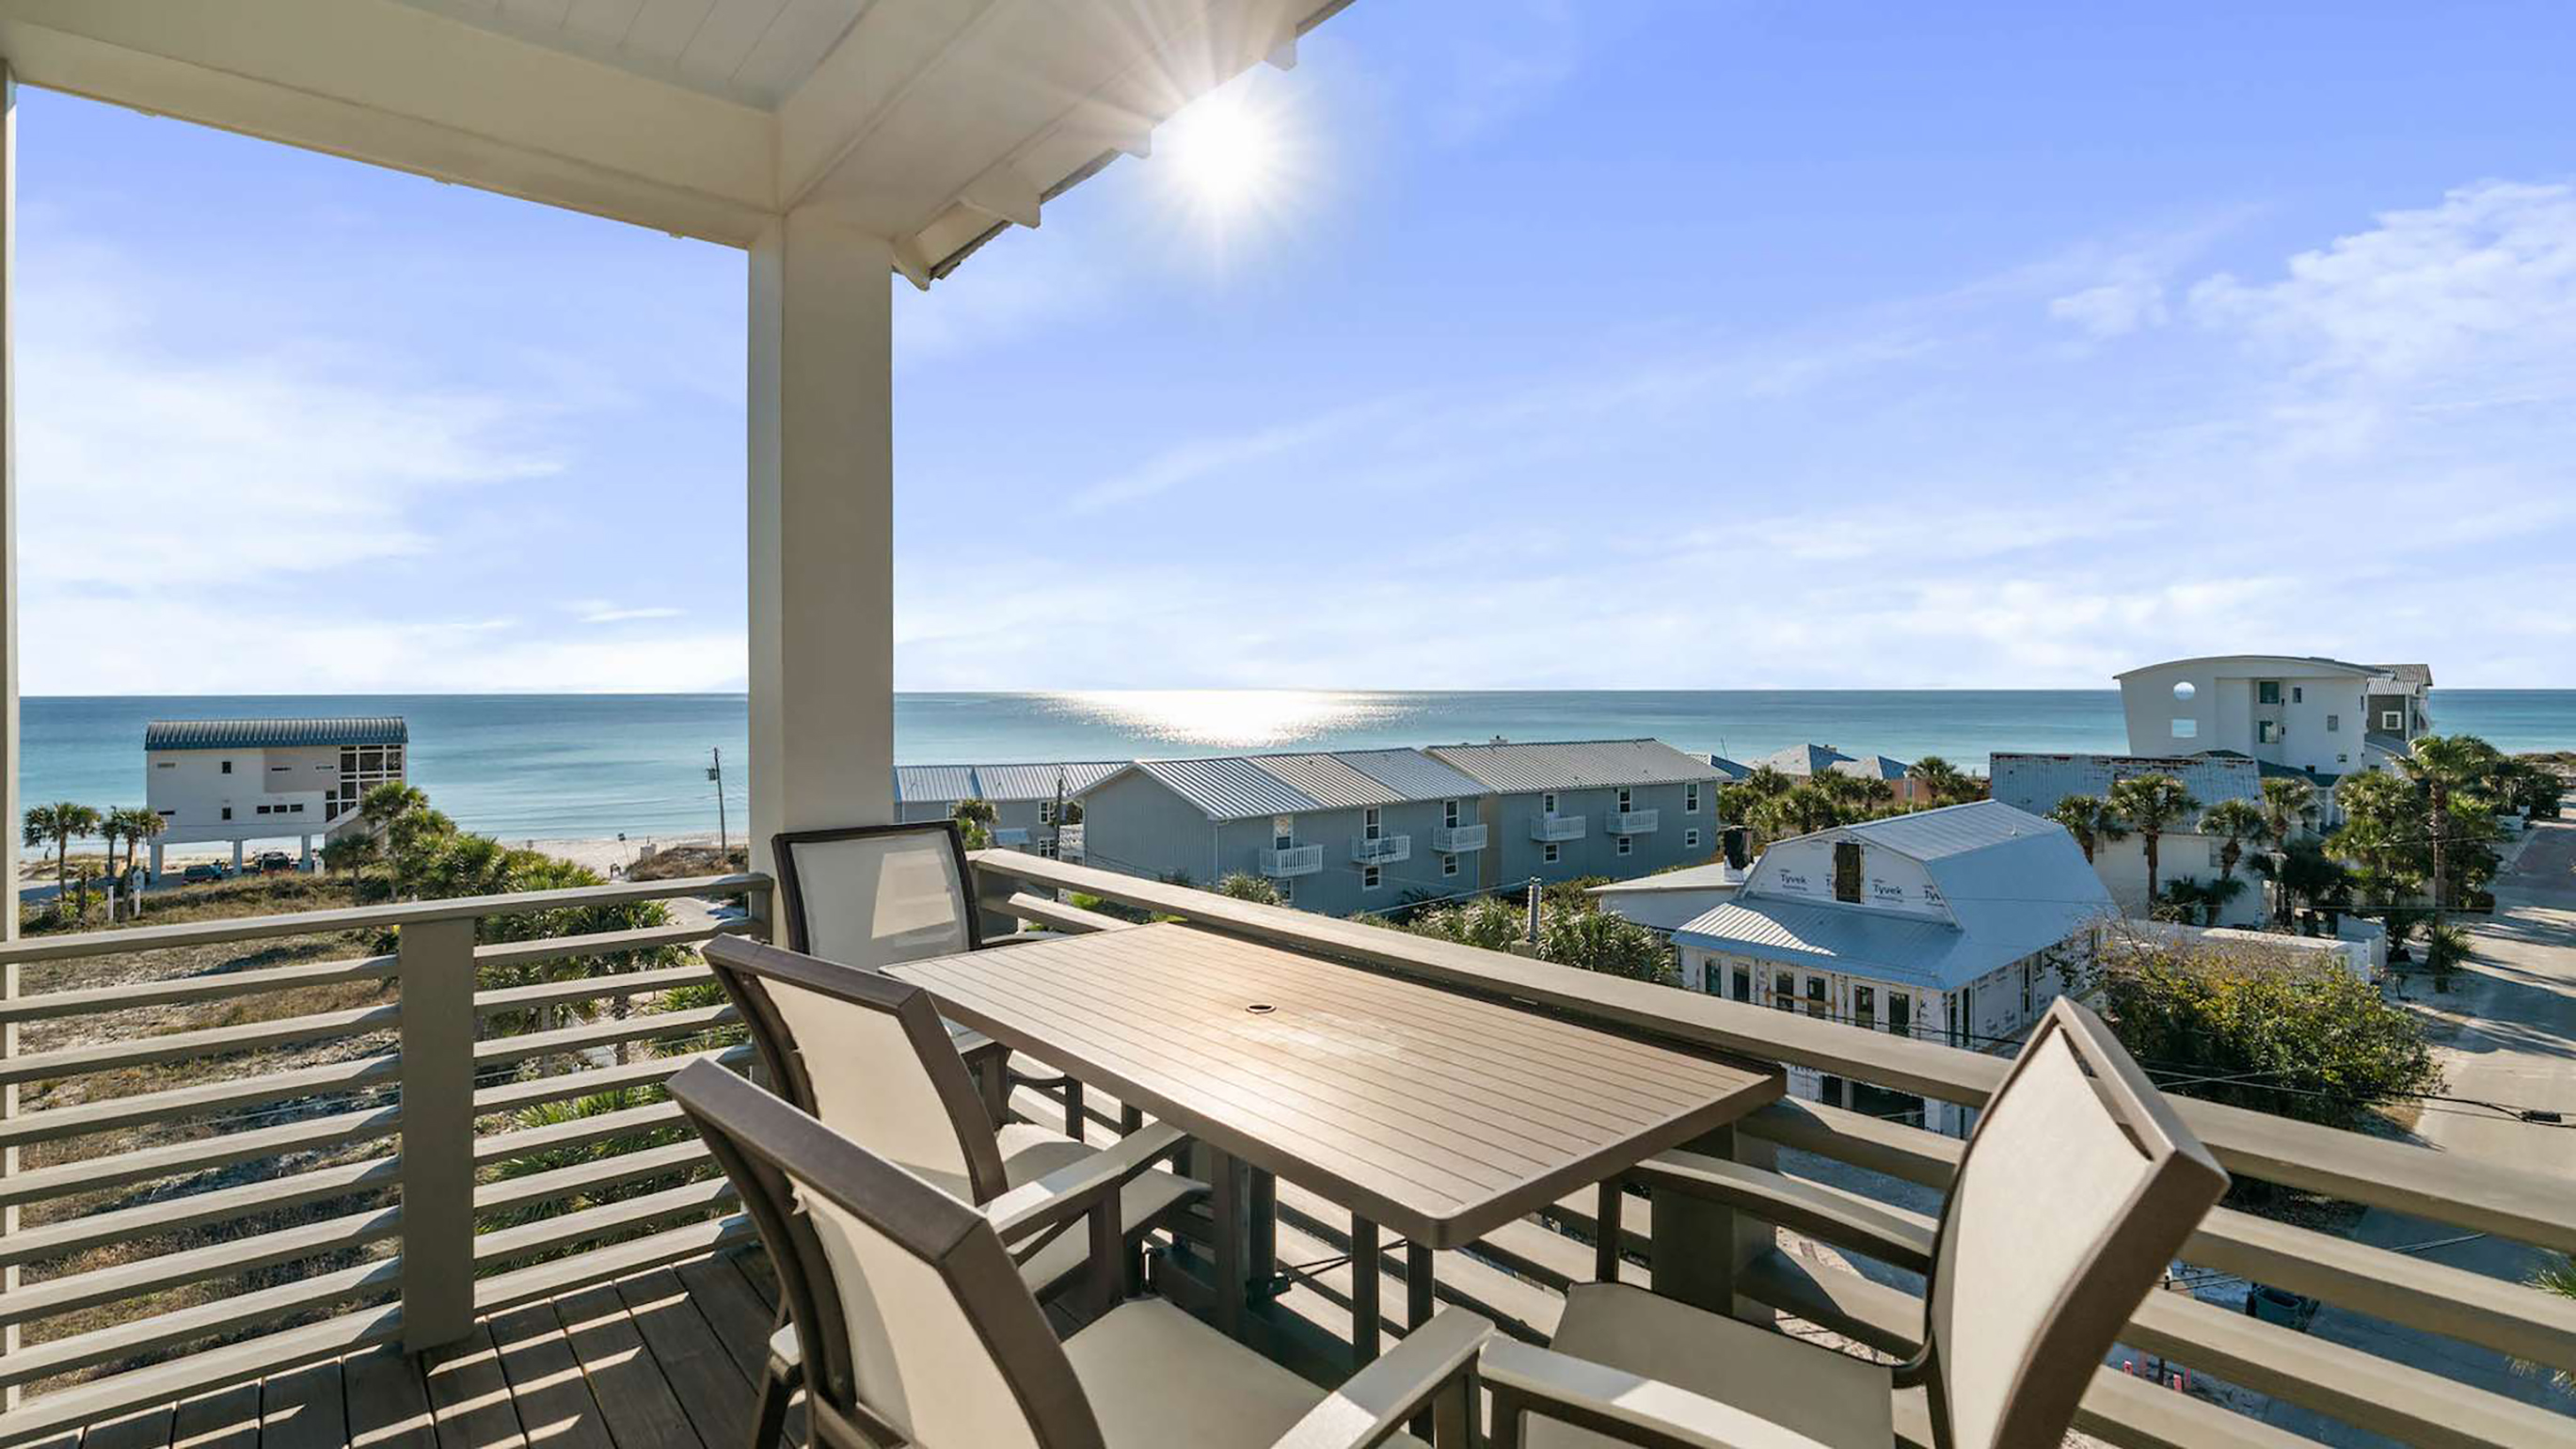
[46,1255,787,1449]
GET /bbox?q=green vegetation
[949,798,997,850]
[2107,773,2201,905]
[2047,793,2129,865]
[22,800,103,922]
[1216,872,1282,905]
[2097,949,2441,1135]
[1391,881,1677,986]
[1906,755,1984,806]
[2330,734,2548,932]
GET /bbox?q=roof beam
[0,0,776,245]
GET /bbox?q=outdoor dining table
[887,920,1785,1361]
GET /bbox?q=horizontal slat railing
[0,869,770,1444]
[973,852,2576,1449]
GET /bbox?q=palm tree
[21,802,103,922]
[2399,735,2501,932]
[1908,756,1971,807]
[2256,776,2314,924]
[359,782,434,895]
[2047,794,2129,865]
[2198,798,2271,898]
[950,799,997,851]
[2107,774,2201,906]
[110,806,167,905]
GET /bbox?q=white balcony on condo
[1351,834,1412,866]
[1431,822,1488,853]
[1609,808,1660,835]
[1261,844,1326,878]
[1531,813,1587,842]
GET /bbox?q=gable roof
[1755,742,1853,776]
[1124,757,1322,820]
[1831,754,1912,782]
[1678,800,2113,992]
[2368,662,2434,688]
[1426,739,1718,793]
[893,761,1126,805]
[1250,754,1407,810]
[1708,755,1751,781]
[1987,752,2263,820]
[145,718,407,752]
[1334,748,1487,801]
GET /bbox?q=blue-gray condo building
[1075,739,1726,917]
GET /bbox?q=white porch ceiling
[0,0,1349,279]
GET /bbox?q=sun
[1147,73,1313,261]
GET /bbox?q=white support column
[1,59,21,1393]
[746,208,896,879]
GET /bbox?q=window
[1616,836,1632,856]
[1443,799,1459,829]
[256,804,272,815]
[1038,802,1054,824]
[1616,788,1632,812]
[290,803,304,814]
[220,760,233,774]
[2258,680,2282,705]
[2327,713,2340,733]
[1701,962,1719,995]
[2171,718,2198,739]
[1543,842,1560,864]
[1684,829,1700,849]
[1731,965,1752,1002]
[221,807,232,820]
[154,760,174,769]
[1363,806,1382,840]
[1273,816,1296,851]
[1441,853,1458,878]
[1805,977,1830,1019]
[2207,840,2226,868]
[1888,992,1912,1037]
[1853,985,1876,1030]
[1362,866,1382,891]
[1542,792,1558,815]
[1685,783,1700,813]
[1773,971,1796,1011]
[2382,709,2404,731]
[2256,720,2280,744]
[2292,686,2304,704]
[2021,963,2033,1014]
[1833,839,1864,903]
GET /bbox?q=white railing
[1259,844,1325,877]
[1350,834,1412,866]
[1431,822,1488,853]
[1530,814,1586,842]
[0,871,771,1443]
[1609,808,1660,835]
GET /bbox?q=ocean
[24,690,2576,845]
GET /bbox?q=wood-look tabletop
[887,923,1782,1247]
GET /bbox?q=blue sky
[19,1,2576,693]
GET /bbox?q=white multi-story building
[1670,801,2114,1134]
[144,718,407,877]
[2116,655,2432,778]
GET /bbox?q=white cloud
[2049,277,2169,338]
[572,602,688,625]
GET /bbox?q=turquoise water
[22,690,2575,843]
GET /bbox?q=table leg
[1247,1169,1278,1300]
[1407,1239,1436,1439]
[1350,1217,1381,1364]
[1210,1148,1247,1339]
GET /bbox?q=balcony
[1530,813,1587,842]
[0,856,2566,1449]
[1350,834,1412,866]
[1431,821,1488,853]
[1260,843,1326,877]
[1609,808,1660,835]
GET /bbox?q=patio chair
[672,1059,1491,1449]
[702,931,1202,1309]
[1480,997,2228,1449]
[770,820,1083,1134]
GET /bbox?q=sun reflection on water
[1036,691,1399,751]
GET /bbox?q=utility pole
[1051,767,1067,860]
[1526,876,1541,947]
[707,747,729,862]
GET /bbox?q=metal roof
[1755,743,1854,776]
[1831,755,1912,782]
[895,765,978,804]
[1250,755,1405,810]
[2113,655,2388,680]
[1335,749,1488,802]
[2369,662,2435,688]
[971,761,1127,803]
[1130,757,1322,821]
[1590,862,1749,895]
[144,718,407,752]
[1988,752,2262,819]
[1686,801,2116,991]
[1426,739,1719,793]
[1708,755,1752,781]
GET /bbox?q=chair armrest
[1270,1310,1493,1449]
[1632,1149,1935,1273]
[983,1122,1194,1244]
[1479,1340,1844,1449]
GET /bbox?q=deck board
[421,1325,525,1449]
[483,1304,613,1449]
[339,1346,436,1449]
[549,1284,703,1449]
[609,1271,749,1449]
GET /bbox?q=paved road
[2263,817,2576,1443]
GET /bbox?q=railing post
[1648,1123,1774,1322]
[398,917,477,1350]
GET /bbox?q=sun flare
[1148,74,1313,260]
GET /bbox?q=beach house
[1671,800,2115,1133]
[142,717,406,879]
[1752,740,1929,804]
[894,760,1124,856]
[1424,738,1726,888]
[2117,654,2434,777]
[1989,751,2274,927]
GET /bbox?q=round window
[2172,681,2197,702]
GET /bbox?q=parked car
[2245,1283,2318,1330]
[254,851,295,874]
[180,862,230,884]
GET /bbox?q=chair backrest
[704,932,1008,1202]
[671,1061,1105,1449]
[772,821,983,969]
[1915,997,2227,1449]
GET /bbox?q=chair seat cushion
[1065,1298,1426,1449]
[1530,1282,1894,1449]
[994,1124,1204,1299]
